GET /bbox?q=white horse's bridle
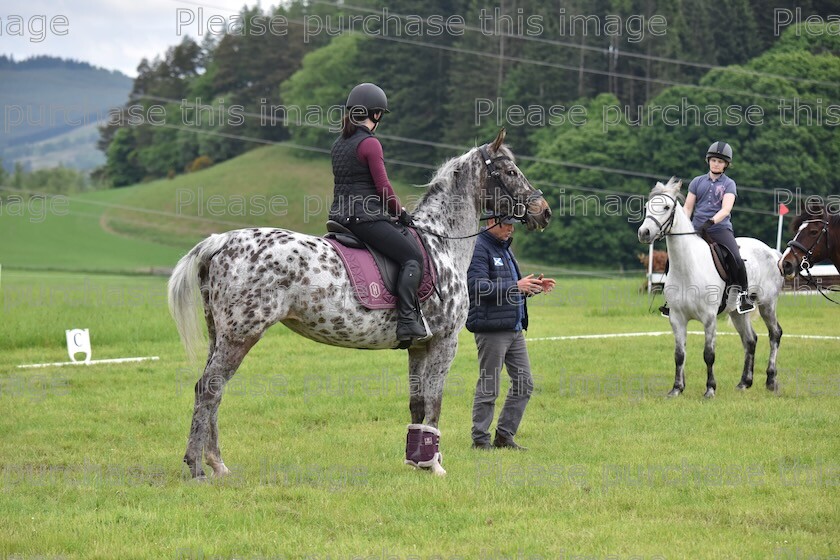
[643,193,679,242]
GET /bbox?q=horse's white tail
[167,233,231,361]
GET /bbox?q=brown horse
[779,203,840,278]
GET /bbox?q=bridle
[478,145,543,222]
[641,192,697,314]
[412,145,544,241]
[786,218,839,304]
[642,193,695,241]
[787,219,831,271]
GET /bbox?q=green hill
[0,56,132,170]
[2,122,106,171]
[0,144,418,274]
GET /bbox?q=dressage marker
[17,327,159,369]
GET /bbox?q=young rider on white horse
[661,141,756,316]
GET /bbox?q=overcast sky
[2,0,255,76]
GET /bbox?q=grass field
[1,144,838,559]
[1,268,838,560]
[1,145,417,273]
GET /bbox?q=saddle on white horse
[701,235,748,315]
[663,237,743,316]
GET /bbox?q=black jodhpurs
[705,227,748,291]
[348,219,423,270]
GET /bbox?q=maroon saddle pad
[325,227,436,310]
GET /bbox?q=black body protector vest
[329,128,390,223]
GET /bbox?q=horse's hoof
[704,388,715,399]
[766,381,779,394]
[210,463,231,477]
[191,474,209,483]
[430,462,447,477]
[736,382,750,391]
[184,461,206,481]
[666,388,682,398]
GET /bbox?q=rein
[410,220,503,241]
[797,262,840,305]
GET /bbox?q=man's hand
[517,274,544,295]
[536,273,556,294]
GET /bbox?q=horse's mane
[415,143,515,205]
[418,150,473,200]
[791,205,840,231]
[649,176,685,203]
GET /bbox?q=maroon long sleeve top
[357,136,402,216]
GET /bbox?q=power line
[332,32,829,107]
[131,94,782,196]
[85,119,784,217]
[313,0,840,89]
[170,0,836,107]
[0,185,255,228]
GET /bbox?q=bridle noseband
[478,145,543,221]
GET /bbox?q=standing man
[467,215,556,450]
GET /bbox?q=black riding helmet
[706,141,733,165]
[346,83,389,124]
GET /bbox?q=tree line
[97,0,840,267]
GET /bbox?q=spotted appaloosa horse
[638,178,783,398]
[168,130,551,479]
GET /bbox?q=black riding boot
[659,258,670,317]
[396,260,427,342]
[732,259,755,314]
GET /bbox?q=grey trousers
[471,330,534,444]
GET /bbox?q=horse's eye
[506,170,516,176]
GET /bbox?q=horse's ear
[670,176,683,190]
[490,128,506,152]
[805,199,825,217]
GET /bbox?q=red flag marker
[776,204,789,251]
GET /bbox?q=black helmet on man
[706,141,733,164]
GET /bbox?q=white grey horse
[637,178,783,397]
[168,130,551,479]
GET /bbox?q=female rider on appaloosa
[168,117,552,479]
[328,82,427,345]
